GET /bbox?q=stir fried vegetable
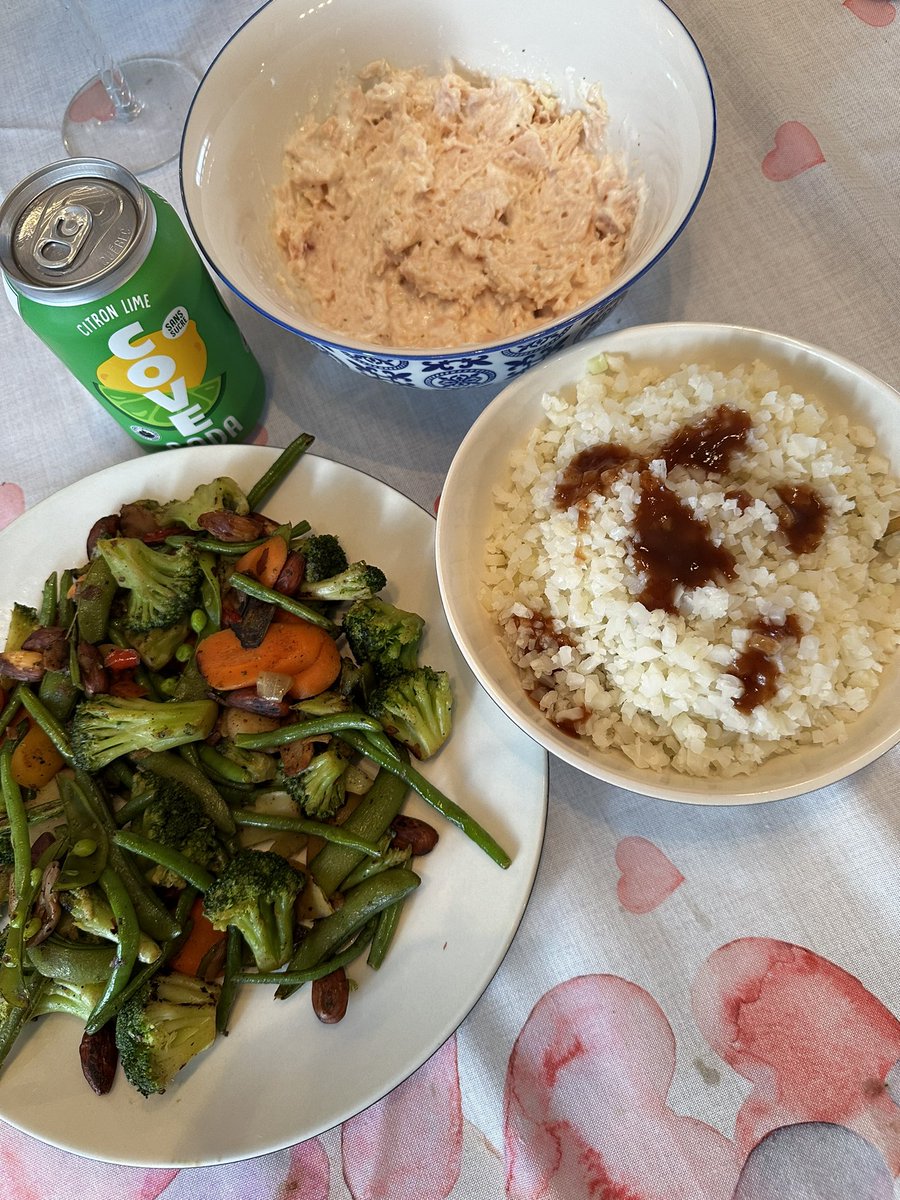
[0,432,510,1098]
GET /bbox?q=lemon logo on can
[95,306,224,436]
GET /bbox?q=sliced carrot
[11,718,65,789]
[234,536,289,590]
[195,621,341,695]
[170,895,227,977]
[289,634,342,699]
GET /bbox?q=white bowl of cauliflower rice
[435,323,900,803]
[180,0,714,389]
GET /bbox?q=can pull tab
[34,203,93,271]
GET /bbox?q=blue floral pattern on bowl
[308,294,626,390]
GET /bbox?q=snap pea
[238,918,378,988]
[246,432,315,512]
[228,573,338,635]
[112,830,215,893]
[38,668,79,722]
[27,936,116,984]
[75,554,117,644]
[309,762,409,898]
[136,749,235,835]
[339,729,512,870]
[55,773,108,890]
[275,868,420,1000]
[232,809,384,858]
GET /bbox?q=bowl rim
[434,320,900,805]
[178,0,718,360]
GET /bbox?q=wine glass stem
[69,0,141,122]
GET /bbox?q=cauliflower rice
[482,356,900,776]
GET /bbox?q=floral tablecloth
[1,1,899,1197]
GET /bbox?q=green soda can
[0,158,265,449]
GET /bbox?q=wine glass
[61,0,199,175]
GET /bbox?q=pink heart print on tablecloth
[615,836,685,914]
[504,974,744,1198]
[341,1033,463,1199]
[0,1122,177,1200]
[0,482,25,531]
[762,122,825,181]
[504,941,900,1197]
[691,937,900,1175]
[844,0,896,26]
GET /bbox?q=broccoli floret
[59,886,161,963]
[299,562,387,603]
[282,744,350,819]
[203,848,304,973]
[138,781,225,889]
[69,695,218,772]
[343,597,425,678]
[302,534,348,583]
[97,538,200,633]
[115,969,219,1096]
[156,477,250,531]
[32,977,106,1022]
[367,667,453,760]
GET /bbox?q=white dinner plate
[0,445,548,1166]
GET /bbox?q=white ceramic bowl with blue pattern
[180,0,716,390]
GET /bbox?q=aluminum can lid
[0,158,155,303]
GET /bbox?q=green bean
[246,432,315,511]
[0,686,23,741]
[38,571,58,627]
[196,742,258,786]
[216,926,243,1033]
[113,788,156,827]
[368,898,406,970]
[57,569,75,631]
[17,686,74,765]
[166,524,311,557]
[136,749,235,834]
[85,865,143,1032]
[112,830,215,893]
[0,748,31,899]
[233,711,383,751]
[228,573,337,635]
[86,887,197,1033]
[339,729,512,870]
[75,770,180,941]
[232,809,384,857]
[1,836,68,1009]
[309,763,409,897]
[275,868,420,1000]
[0,971,45,1073]
[239,918,377,987]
